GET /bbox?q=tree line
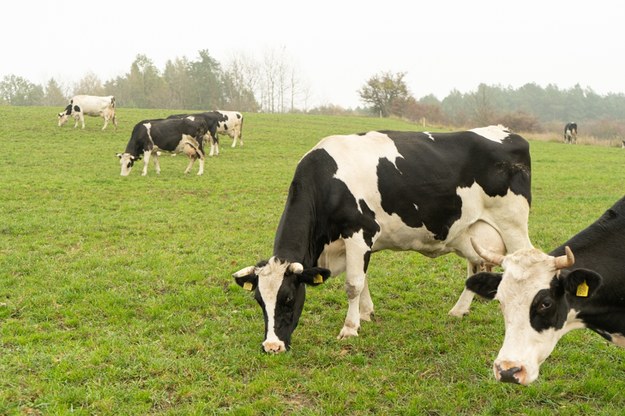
[0,48,311,113]
[358,72,625,139]
[3,54,625,139]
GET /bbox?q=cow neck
[272,178,323,268]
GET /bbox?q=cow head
[233,257,331,353]
[57,105,72,127]
[117,153,137,176]
[467,241,602,385]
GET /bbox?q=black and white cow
[167,112,220,156]
[215,110,244,149]
[467,195,625,385]
[117,118,208,176]
[233,126,533,353]
[58,95,117,130]
[564,122,577,144]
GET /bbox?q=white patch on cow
[119,153,134,176]
[312,131,401,215]
[424,132,435,141]
[470,125,510,143]
[606,333,625,347]
[257,257,288,351]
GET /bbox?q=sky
[3,0,624,109]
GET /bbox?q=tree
[42,78,68,106]
[73,72,104,96]
[358,71,409,117]
[189,50,224,109]
[0,74,44,105]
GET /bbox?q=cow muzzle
[494,361,530,385]
[262,340,287,354]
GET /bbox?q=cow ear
[561,269,602,299]
[116,153,123,159]
[297,267,331,286]
[466,272,503,300]
[233,266,258,292]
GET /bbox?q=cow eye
[539,300,553,312]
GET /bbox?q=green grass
[1,106,625,414]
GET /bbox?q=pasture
[1,106,625,414]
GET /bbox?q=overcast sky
[3,0,624,108]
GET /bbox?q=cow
[167,112,220,156]
[564,122,577,144]
[116,117,208,176]
[467,195,625,385]
[58,95,117,130]
[215,110,244,149]
[232,126,533,353]
[621,140,625,149]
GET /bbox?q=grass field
[1,106,625,415]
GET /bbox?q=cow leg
[359,277,374,321]
[184,156,196,174]
[448,261,480,316]
[73,115,79,128]
[80,114,85,129]
[152,153,161,175]
[338,234,370,340]
[142,151,152,176]
[208,135,220,156]
[102,116,109,131]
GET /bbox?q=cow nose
[494,362,527,385]
[262,340,286,354]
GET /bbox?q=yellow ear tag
[243,282,253,291]
[313,274,324,284]
[576,280,589,297]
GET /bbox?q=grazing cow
[564,122,577,144]
[467,195,625,385]
[233,126,533,353]
[117,118,208,176]
[58,95,117,130]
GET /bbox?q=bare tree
[73,72,105,96]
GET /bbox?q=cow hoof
[337,327,359,340]
[448,308,469,317]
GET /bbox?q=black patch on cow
[529,279,569,333]
[376,130,531,240]
[63,104,72,115]
[73,105,81,113]
[465,272,502,300]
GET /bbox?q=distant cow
[468,195,625,385]
[117,118,208,176]
[621,140,624,149]
[215,110,244,149]
[58,95,117,130]
[233,126,532,353]
[167,113,220,157]
[564,122,577,144]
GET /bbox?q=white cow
[58,95,117,130]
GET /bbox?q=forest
[2,50,625,139]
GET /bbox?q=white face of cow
[233,257,331,353]
[117,153,135,176]
[467,243,602,385]
[58,112,69,127]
